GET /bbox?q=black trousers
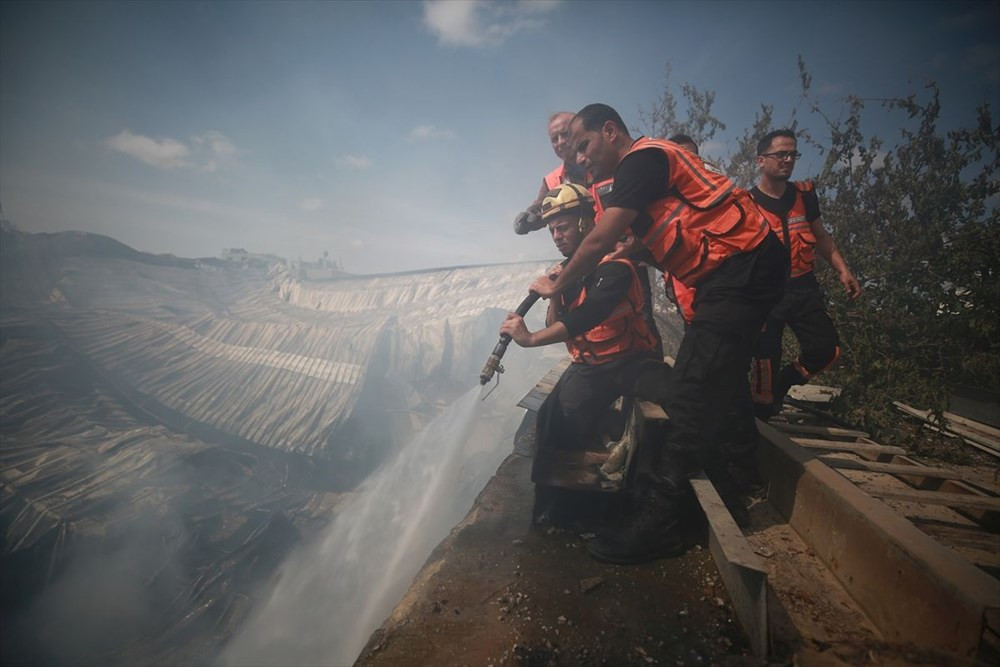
[652,232,788,491]
[536,354,670,453]
[750,272,840,411]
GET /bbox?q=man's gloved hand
[513,205,544,235]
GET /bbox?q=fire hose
[479,290,542,386]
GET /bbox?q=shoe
[587,521,689,564]
[726,460,765,498]
[586,488,690,564]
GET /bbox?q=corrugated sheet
[15,256,553,459]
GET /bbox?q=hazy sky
[1,1,996,274]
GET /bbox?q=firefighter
[531,104,788,564]
[668,133,699,156]
[749,129,862,419]
[513,112,589,235]
[500,183,665,456]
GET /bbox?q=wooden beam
[757,421,1000,657]
[894,401,1000,457]
[818,456,962,480]
[863,489,1000,513]
[690,474,768,658]
[772,423,870,439]
[790,438,907,458]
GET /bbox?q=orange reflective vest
[590,177,614,221]
[563,257,657,365]
[665,273,696,323]
[544,164,568,190]
[623,138,769,287]
[754,181,817,278]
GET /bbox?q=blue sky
[1,1,997,274]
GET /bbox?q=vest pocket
[701,201,745,237]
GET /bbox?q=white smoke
[220,314,555,666]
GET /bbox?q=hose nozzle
[479,338,509,385]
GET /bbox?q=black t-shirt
[558,260,633,338]
[750,183,821,222]
[602,148,671,238]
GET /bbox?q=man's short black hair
[757,129,796,156]
[668,133,699,153]
[574,103,629,134]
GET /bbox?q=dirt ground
[356,453,758,667]
[354,422,994,667]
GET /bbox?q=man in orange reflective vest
[663,134,701,324]
[531,104,788,564]
[749,130,862,419]
[514,112,589,235]
[500,183,664,456]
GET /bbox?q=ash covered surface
[356,447,754,667]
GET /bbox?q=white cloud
[299,197,326,212]
[192,130,239,172]
[407,124,457,142]
[105,129,239,171]
[105,130,190,169]
[422,0,559,48]
[336,154,373,170]
[350,239,364,249]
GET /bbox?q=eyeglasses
[760,151,801,162]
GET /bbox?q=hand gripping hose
[479,290,542,386]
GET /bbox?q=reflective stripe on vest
[756,181,817,278]
[624,138,769,287]
[590,177,614,222]
[563,257,657,365]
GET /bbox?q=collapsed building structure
[2,227,688,664]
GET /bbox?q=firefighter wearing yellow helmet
[500,183,665,466]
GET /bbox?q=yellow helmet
[540,183,595,222]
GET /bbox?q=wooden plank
[818,457,963,480]
[863,489,1000,513]
[772,423,870,439]
[757,420,1000,657]
[690,474,768,658]
[517,357,571,411]
[909,518,1000,556]
[894,401,1000,457]
[638,400,667,421]
[787,384,842,403]
[942,410,1000,441]
[790,438,907,457]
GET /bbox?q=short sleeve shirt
[558,260,634,338]
[602,147,671,238]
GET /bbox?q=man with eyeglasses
[749,129,862,421]
[530,104,789,563]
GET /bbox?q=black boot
[725,450,765,498]
[587,486,691,564]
